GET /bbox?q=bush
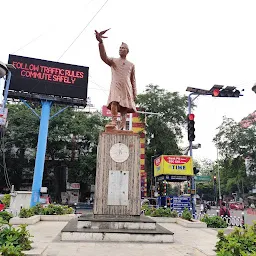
[201,215,228,228]
[151,207,178,217]
[141,205,154,216]
[2,194,11,208]
[19,208,34,218]
[0,211,13,222]
[40,204,74,215]
[181,208,192,221]
[0,223,33,256]
[141,206,178,217]
[216,222,256,256]
[18,204,74,218]
[31,204,43,215]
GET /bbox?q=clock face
[110,143,129,163]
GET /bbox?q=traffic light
[187,114,195,141]
[212,87,240,98]
[213,175,217,184]
[193,167,199,175]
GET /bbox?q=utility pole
[217,148,222,207]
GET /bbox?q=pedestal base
[61,214,174,243]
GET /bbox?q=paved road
[77,207,255,225]
[197,207,256,225]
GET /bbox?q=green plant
[31,204,43,215]
[216,222,256,256]
[19,208,34,218]
[40,204,73,215]
[2,194,11,208]
[201,215,228,228]
[0,211,13,222]
[0,223,33,255]
[141,205,153,216]
[181,208,192,221]
[0,244,24,256]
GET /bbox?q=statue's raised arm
[95,29,113,66]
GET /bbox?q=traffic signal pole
[188,92,199,217]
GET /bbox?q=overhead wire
[26,0,110,95]
[12,34,44,55]
[11,0,96,55]
[57,0,109,61]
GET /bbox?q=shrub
[201,215,228,228]
[181,208,192,221]
[141,205,154,216]
[31,204,43,215]
[0,211,13,222]
[216,222,256,256]
[151,207,178,217]
[19,208,34,218]
[2,194,11,208]
[41,204,73,215]
[18,204,74,218]
[0,223,33,255]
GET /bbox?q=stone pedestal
[61,131,174,243]
[94,131,141,216]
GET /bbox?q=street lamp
[0,61,15,78]
[252,83,256,94]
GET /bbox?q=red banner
[163,156,190,164]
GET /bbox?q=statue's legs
[120,110,127,130]
[105,102,118,129]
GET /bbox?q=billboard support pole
[2,71,12,110]
[30,100,52,207]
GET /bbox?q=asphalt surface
[199,207,256,225]
[76,207,255,225]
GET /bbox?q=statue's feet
[105,120,117,132]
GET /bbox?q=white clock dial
[110,143,129,163]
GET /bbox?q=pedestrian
[220,202,230,217]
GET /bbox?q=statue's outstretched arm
[98,42,113,66]
[95,29,113,66]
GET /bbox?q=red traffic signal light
[212,89,220,97]
[188,114,195,120]
[213,176,216,180]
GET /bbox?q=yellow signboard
[154,155,193,177]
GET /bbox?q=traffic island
[176,218,207,228]
[148,217,178,223]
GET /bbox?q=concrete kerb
[148,216,207,228]
[9,214,76,225]
[194,248,216,256]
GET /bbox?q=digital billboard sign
[8,55,89,101]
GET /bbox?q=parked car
[229,202,244,210]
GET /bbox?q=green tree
[0,103,107,201]
[213,116,256,197]
[136,84,189,193]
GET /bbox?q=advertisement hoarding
[154,155,193,177]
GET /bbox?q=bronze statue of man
[95,29,137,130]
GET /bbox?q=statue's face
[119,45,128,57]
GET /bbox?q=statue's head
[119,42,129,57]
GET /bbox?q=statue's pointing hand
[95,29,111,43]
